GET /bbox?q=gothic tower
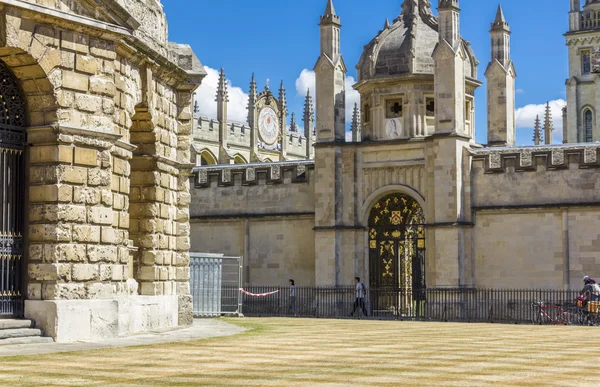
[430,0,473,286]
[315,0,346,142]
[433,0,466,136]
[565,0,600,143]
[314,0,348,286]
[485,5,516,146]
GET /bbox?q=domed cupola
[356,0,478,82]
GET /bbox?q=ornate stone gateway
[368,193,425,315]
[0,61,26,316]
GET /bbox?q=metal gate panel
[190,253,242,317]
[0,59,27,317]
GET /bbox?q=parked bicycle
[531,302,573,325]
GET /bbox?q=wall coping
[470,143,600,172]
[193,160,314,187]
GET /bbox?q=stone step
[0,319,34,330]
[0,336,53,346]
[0,328,43,340]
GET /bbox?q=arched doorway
[368,193,425,316]
[0,60,27,316]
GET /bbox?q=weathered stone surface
[71,264,98,281]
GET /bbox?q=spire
[320,0,341,26]
[491,4,510,32]
[384,18,390,29]
[249,73,257,101]
[279,80,288,116]
[543,102,554,145]
[290,113,298,132]
[215,68,228,103]
[324,0,336,16]
[303,89,314,158]
[533,115,543,145]
[303,89,314,126]
[247,73,257,126]
[351,103,361,142]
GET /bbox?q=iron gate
[190,253,242,317]
[368,193,426,317]
[0,59,27,316]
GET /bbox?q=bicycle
[531,302,572,325]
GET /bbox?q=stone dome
[356,0,478,82]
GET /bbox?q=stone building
[565,0,600,143]
[0,0,204,342]
[191,71,315,166]
[191,0,600,293]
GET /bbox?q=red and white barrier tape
[240,288,280,297]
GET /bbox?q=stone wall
[190,162,316,285]
[471,144,600,289]
[1,0,204,341]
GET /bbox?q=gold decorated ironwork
[368,192,426,293]
[390,211,403,225]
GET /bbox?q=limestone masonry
[191,0,600,293]
[0,0,205,341]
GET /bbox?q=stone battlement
[193,160,315,187]
[470,143,600,173]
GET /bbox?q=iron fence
[190,253,242,317]
[240,286,584,324]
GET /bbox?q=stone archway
[367,193,426,316]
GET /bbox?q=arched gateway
[0,60,26,316]
[368,193,426,315]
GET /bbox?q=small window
[583,50,591,75]
[425,98,435,117]
[465,99,472,121]
[385,99,403,119]
[363,104,370,123]
[585,109,593,142]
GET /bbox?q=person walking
[349,277,368,317]
[288,279,297,316]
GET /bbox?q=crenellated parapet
[193,160,314,187]
[471,144,600,173]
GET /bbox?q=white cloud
[193,67,249,124]
[345,130,353,142]
[515,99,566,143]
[516,89,525,94]
[295,69,361,125]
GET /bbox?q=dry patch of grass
[0,318,595,386]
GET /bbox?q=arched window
[199,150,217,165]
[233,155,247,164]
[585,109,593,142]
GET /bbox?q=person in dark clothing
[288,279,296,315]
[349,277,368,317]
[581,275,600,302]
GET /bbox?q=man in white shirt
[349,277,368,317]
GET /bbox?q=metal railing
[190,253,242,317]
[240,286,583,324]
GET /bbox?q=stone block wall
[471,144,600,289]
[191,162,316,285]
[0,0,204,339]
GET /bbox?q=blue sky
[163,0,570,145]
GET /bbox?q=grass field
[0,318,596,386]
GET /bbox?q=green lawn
[0,318,594,386]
